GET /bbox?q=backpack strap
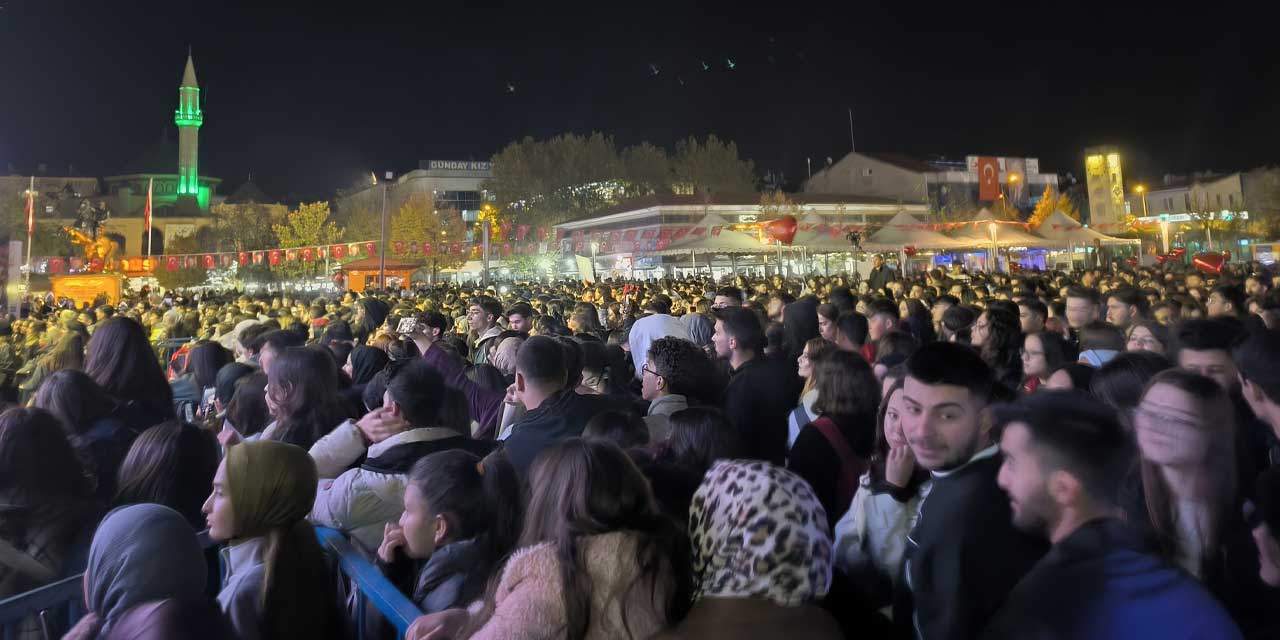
[809,416,863,510]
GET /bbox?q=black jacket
[722,355,801,466]
[503,390,627,477]
[897,449,1047,640]
[981,517,1241,639]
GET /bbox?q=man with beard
[982,392,1240,639]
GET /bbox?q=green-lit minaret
[174,52,203,198]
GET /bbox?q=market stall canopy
[945,213,1066,248]
[792,210,864,252]
[862,211,968,250]
[1033,210,1141,246]
[653,212,768,255]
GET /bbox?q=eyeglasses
[641,365,661,378]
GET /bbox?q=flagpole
[24,177,34,294]
[145,178,154,257]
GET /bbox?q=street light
[988,222,999,273]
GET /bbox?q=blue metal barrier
[0,527,423,640]
[315,527,424,638]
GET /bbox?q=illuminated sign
[1135,211,1248,224]
[426,160,492,172]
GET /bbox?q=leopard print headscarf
[688,459,832,607]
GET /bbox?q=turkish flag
[517,225,530,241]
[164,256,178,271]
[365,242,377,256]
[332,244,346,260]
[302,247,314,262]
[269,249,282,266]
[501,243,512,257]
[48,257,65,274]
[203,254,215,269]
[422,243,434,256]
[394,241,405,254]
[238,251,249,266]
[977,156,1000,201]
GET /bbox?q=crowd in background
[3,257,1280,639]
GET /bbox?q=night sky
[2,2,1276,202]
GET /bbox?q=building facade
[335,160,492,224]
[803,151,1059,213]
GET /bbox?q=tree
[933,187,980,223]
[1246,168,1280,239]
[759,190,803,220]
[273,201,344,278]
[620,142,671,199]
[388,192,467,283]
[671,135,756,195]
[1027,186,1080,227]
[209,201,286,283]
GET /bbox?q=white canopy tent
[1033,210,1141,247]
[861,211,968,251]
[945,214,1066,249]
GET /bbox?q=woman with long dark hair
[0,408,99,605]
[834,379,928,603]
[203,440,344,640]
[1123,369,1270,633]
[84,317,175,429]
[407,438,690,640]
[114,422,220,529]
[788,350,881,530]
[261,347,353,449]
[170,341,232,417]
[17,331,84,404]
[789,338,838,450]
[383,450,522,615]
[34,369,134,501]
[971,307,1023,392]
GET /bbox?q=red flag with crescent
[978,156,1000,201]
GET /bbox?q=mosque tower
[174,52,203,199]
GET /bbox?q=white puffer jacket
[308,421,464,549]
[833,471,928,591]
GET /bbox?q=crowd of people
[3,257,1280,639]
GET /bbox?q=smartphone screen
[396,318,418,334]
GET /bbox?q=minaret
[174,52,203,197]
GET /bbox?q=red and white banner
[977,156,1000,201]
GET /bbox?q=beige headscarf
[225,440,317,539]
[492,337,524,376]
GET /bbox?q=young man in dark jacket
[712,307,799,465]
[895,342,1046,640]
[981,392,1241,639]
[501,335,622,477]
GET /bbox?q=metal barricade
[0,527,422,640]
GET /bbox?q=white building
[335,159,492,222]
[803,151,1060,211]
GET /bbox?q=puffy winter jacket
[308,421,492,549]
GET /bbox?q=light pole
[988,222,999,273]
[376,171,391,289]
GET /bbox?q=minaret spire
[175,51,204,200]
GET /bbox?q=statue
[73,198,111,239]
[63,226,120,272]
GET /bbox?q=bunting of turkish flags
[268,250,282,266]
[331,244,346,259]
[422,243,434,256]
[394,241,405,254]
[166,256,180,271]
[517,225,530,241]
[364,242,376,256]
[202,255,215,269]
[48,257,65,274]
[301,247,314,262]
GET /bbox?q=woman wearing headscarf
[63,504,233,640]
[341,345,390,411]
[652,460,843,640]
[202,441,344,640]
